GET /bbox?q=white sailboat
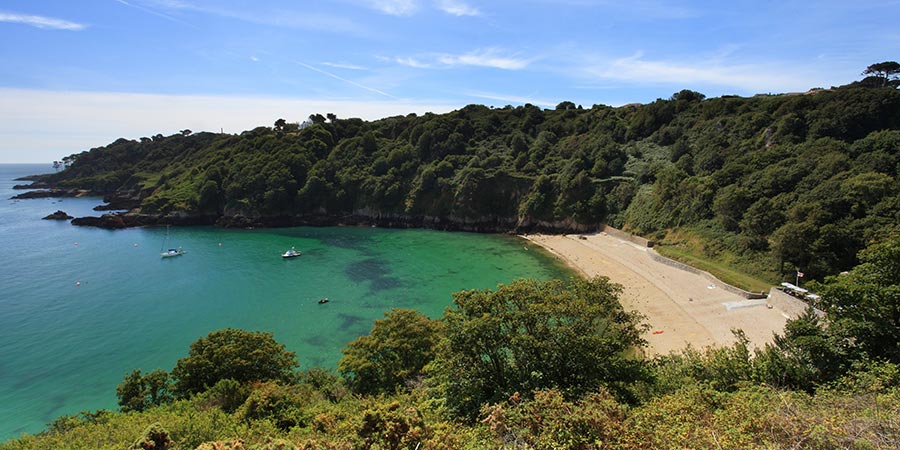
[160,225,185,258]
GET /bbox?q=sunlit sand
[523,233,788,356]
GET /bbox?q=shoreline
[11,179,599,234]
[522,232,788,356]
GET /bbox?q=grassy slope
[655,245,774,293]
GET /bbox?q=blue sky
[1,0,898,163]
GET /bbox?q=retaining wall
[598,225,767,300]
[647,250,768,299]
[600,225,654,247]
[767,288,825,320]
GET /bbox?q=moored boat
[161,247,185,258]
[160,225,185,258]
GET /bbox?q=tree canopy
[170,328,298,397]
[811,236,900,362]
[862,61,900,87]
[432,278,646,418]
[116,369,173,413]
[338,308,443,395]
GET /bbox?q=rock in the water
[71,214,127,229]
[43,210,73,220]
[13,182,51,190]
[11,189,89,200]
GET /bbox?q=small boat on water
[161,247,186,258]
[318,298,329,304]
[282,247,302,258]
[160,225,185,258]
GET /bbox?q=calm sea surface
[0,164,570,440]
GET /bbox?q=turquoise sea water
[0,164,570,440]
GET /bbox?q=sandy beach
[523,233,788,356]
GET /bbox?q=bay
[0,164,570,440]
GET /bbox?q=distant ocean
[0,163,570,440]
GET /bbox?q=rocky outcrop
[93,193,142,211]
[11,189,93,199]
[43,210,73,220]
[71,214,128,229]
[71,212,218,229]
[13,174,51,182]
[13,182,52,190]
[66,208,598,234]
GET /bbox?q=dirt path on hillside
[523,233,788,356]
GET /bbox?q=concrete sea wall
[599,225,767,300]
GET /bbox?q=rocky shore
[71,212,218,229]
[66,210,594,233]
[42,210,73,220]
[13,179,598,234]
[10,188,94,200]
[12,182,52,190]
[92,194,142,211]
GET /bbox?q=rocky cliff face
[15,177,598,233]
[66,208,597,233]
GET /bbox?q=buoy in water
[75,281,81,286]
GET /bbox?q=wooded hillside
[42,84,900,281]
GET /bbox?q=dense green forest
[4,237,900,449]
[33,79,900,282]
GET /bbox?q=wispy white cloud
[395,48,534,70]
[261,52,398,99]
[151,0,192,8]
[321,61,368,70]
[0,11,86,30]
[113,0,194,26]
[586,52,827,93]
[364,0,419,16]
[440,48,532,70]
[527,0,699,20]
[435,0,480,16]
[360,0,480,17]
[140,0,362,34]
[465,90,556,108]
[0,88,458,163]
[393,57,433,69]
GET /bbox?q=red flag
[797,271,804,278]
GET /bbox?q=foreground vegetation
[5,237,900,449]
[38,69,900,283]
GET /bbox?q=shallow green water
[0,164,570,440]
